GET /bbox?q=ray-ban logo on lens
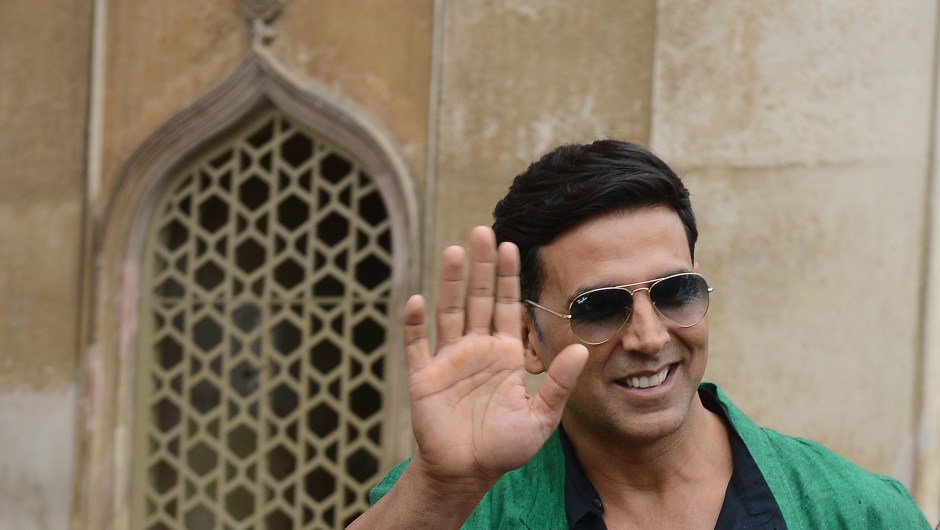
[576,296,588,305]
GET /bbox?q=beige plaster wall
[0,0,93,528]
[651,0,936,491]
[271,0,434,181]
[652,0,934,167]
[431,0,657,254]
[688,162,925,472]
[100,0,248,197]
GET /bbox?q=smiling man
[347,140,929,529]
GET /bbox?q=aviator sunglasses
[524,272,713,345]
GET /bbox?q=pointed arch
[75,51,419,529]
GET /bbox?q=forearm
[346,462,494,530]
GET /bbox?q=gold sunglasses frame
[524,272,714,345]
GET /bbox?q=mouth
[619,364,672,389]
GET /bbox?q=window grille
[132,108,394,530]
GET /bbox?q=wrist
[351,462,495,530]
[400,456,499,523]
[408,454,499,500]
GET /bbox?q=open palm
[403,227,587,487]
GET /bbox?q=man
[348,140,929,528]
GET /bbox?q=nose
[619,289,670,355]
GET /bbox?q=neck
[563,393,731,496]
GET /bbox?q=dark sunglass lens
[569,288,632,343]
[650,274,709,326]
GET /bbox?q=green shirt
[371,383,930,529]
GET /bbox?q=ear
[521,308,547,374]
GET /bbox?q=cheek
[675,315,708,342]
[678,327,709,365]
[537,319,578,353]
[573,346,612,385]
[693,325,709,351]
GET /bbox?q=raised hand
[403,226,588,489]
[346,227,587,529]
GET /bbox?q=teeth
[625,366,669,389]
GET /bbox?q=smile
[623,365,670,389]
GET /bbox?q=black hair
[492,139,697,303]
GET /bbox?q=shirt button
[593,498,603,509]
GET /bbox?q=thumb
[531,344,588,423]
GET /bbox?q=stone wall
[0,0,92,528]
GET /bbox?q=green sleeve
[368,458,411,505]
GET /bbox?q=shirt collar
[559,425,605,528]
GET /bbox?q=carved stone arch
[76,51,418,530]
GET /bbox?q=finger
[436,245,467,349]
[492,241,522,340]
[531,344,589,424]
[403,294,432,374]
[464,226,498,335]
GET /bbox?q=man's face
[524,206,709,446]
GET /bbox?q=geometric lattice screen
[132,108,394,530]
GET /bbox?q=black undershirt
[561,386,787,529]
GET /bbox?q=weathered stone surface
[652,0,936,167]
[0,3,90,529]
[101,0,248,196]
[0,201,85,389]
[0,390,76,530]
[433,0,657,250]
[272,0,434,181]
[0,0,91,390]
[686,160,926,479]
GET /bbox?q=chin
[618,409,688,443]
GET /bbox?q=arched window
[132,106,396,529]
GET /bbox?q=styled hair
[492,139,698,303]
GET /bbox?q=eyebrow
[564,267,694,306]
